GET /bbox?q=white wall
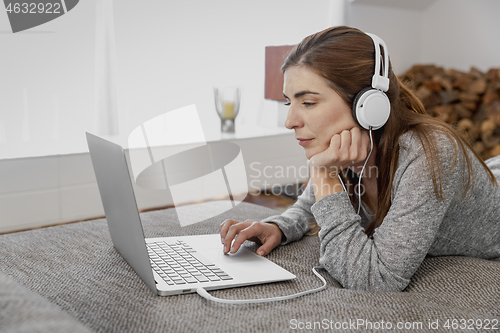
[348,0,500,74]
[0,0,95,159]
[0,0,334,233]
[113,0,335,146]
[2,0,498,159]
[348,2,423,74]
[0,0,333,159]
[421,0,500,72]
[4,0,499,233]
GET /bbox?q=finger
[219,219,239,234]
[310,134,339,168]
[219,219,239,241]
[229,222,261,254]
[256,234,281,256]
[349,127,362,161]
[219,219,228,233]
[222,221,247,252]
[330,133,341,150]
[339,130,351,161]
[327,134,342,163]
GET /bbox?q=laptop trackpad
[215,247,264,264]
[199,246,265,264]
[202,247,290,280]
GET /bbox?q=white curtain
[94,0,119,135]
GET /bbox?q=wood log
[424,80,442,93]
[439,90,459,104]
[480,119,500,149]
[462,101,480,111]
[491,144,500,157]
[453,73,474,91]
[483,88,499,105]
[469,78,487,95]
[481,119,497,137]
[432,105,456,124]
[474,141,485,155]
[454,104,472,119]
[415,85,433,101]
[400,64,500,159]
[486,101,500,126]
[436,75,453,91]
[457,118,479,143]
[469,67,484,79]
[459,91,481,104]
[486,68,498,81]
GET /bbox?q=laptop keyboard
[147,240,233,286]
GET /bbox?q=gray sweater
[261,131,500,292]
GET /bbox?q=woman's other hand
[219,219,283,256]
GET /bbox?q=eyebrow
[283,90,320,99]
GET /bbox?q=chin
[304,149,315,160]
[304,145,325,160]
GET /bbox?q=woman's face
[283,66,358,160]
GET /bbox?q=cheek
[315,111,357,142]
[306,102,357,147]
[315,124,338,146]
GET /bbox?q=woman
[219,26,500,292]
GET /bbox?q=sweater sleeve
[260,181,316,244]
[312,133,463,291]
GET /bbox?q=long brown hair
[282,26,497,236]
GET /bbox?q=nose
[284,104,303,130]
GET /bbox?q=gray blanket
[1,201,499,333]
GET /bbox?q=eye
[302,102,315,107]
[284,101,291,106]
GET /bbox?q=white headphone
[352,33,391,130]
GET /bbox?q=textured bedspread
[1,201,499,333]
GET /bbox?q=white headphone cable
[196,266,327,304]
[357,128,374,215]
[337,174,347,192]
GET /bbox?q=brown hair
[282,26,497,236]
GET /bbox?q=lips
[297,138,313,146]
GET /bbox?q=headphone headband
[366,33,389,92]
[351,32,391,131]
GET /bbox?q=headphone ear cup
[352,87,375,129]
[352,87,391,130]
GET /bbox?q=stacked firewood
[400,65,500,159]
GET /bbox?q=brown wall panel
[265,45,295,101]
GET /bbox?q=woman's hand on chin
[309,127,370,178]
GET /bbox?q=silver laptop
[86,132,295,296]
